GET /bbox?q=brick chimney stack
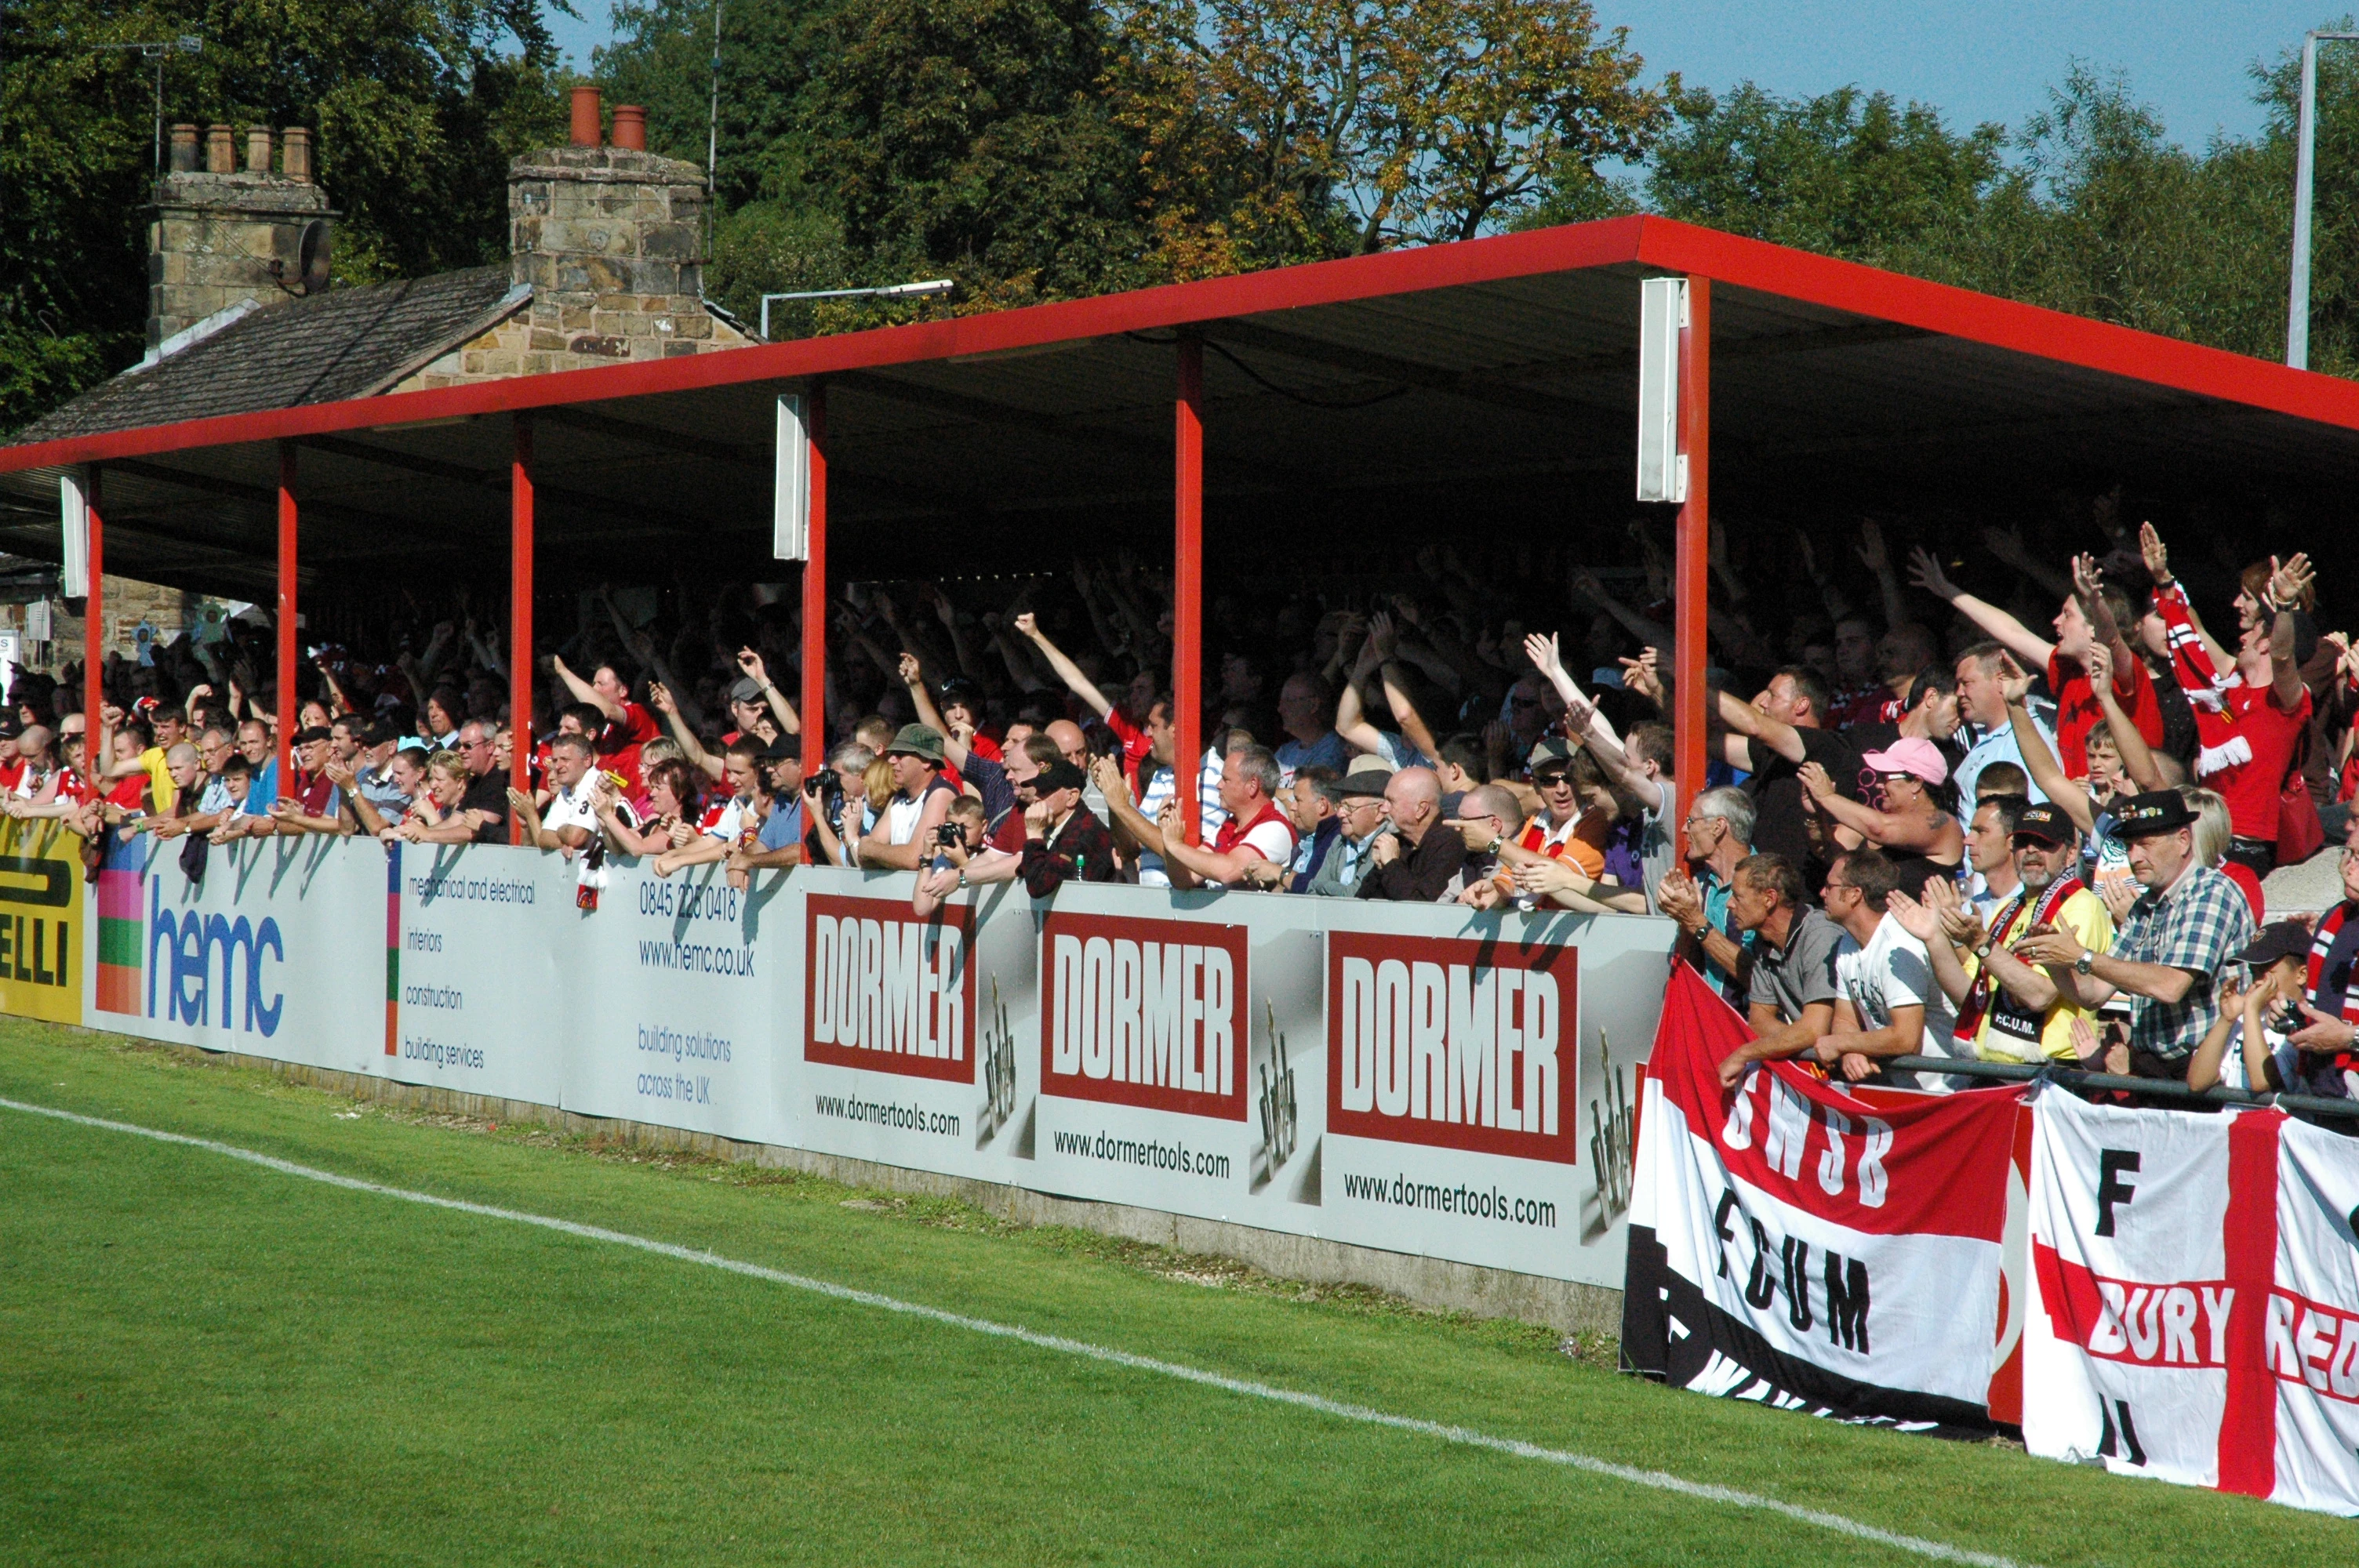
[148,122,336,357]
[506,88,714,366]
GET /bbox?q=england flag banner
[2025,1089,2359,1515]
[1623,965,2022,1432]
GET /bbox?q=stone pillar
[147,139,337,354]
[508,144,713,368]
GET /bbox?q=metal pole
[275,441,298,783]
[2288,31,2359,368]
[1173,337,1205,848]
[1672,279,1710,849]
[2293,33,2322,368]
[799,386,829,782]
[706,0,722,260]
[509,416,535,842]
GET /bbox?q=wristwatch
[2074,952,2095,977]
[1973,939,1994,959]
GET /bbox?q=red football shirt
[2047,649,2165,778]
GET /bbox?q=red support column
[276,441,298,780]
[82,470,104,755]
[1173,339,1205,848]
[1672,279,1712,853]
[800,386,829,781]
[510,416,535,840]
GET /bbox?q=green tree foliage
[1643,48,2359,376]
[1,0,569,436]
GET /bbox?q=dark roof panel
[13,267,519,445]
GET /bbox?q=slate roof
[13,266,523,445]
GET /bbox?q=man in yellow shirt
[1890,803,2115,1063]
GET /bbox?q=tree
[800,0,1163,307]
[1645,82,2006,263]
[1110,0,1667,261]
[1,0,569,436]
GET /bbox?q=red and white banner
[1623,964,2023,1432]
[2026,1091,2359,1515]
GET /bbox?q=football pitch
[1,1022,2345,1566]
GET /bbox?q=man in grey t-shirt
[1717,852,1845,1087]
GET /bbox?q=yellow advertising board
[0,818,85,1025]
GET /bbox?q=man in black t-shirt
[1717,666,1862,898]
[455,720,511,844]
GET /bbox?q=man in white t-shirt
[1816,847,1965,1091]
[516,733,606,855]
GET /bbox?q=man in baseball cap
[1906,797,2120,1066]
[2016,789,2254,1077]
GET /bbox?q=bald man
[1358,766,1466,902]
[1045,720,1089,769]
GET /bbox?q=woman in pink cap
[1797,735,1966,899]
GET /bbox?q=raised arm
[2139,523,2234,675]
[2081,645,2165,794]
[1335,634,1391,757]
[1797,761,1946,851]
[2001,678,2095,833]
[1013,612,1114,720]
[736,648,800,736]
[1907,546,2054,671]
[650,683,723,782]
[1856,520,1911,634]
[551,654,624,724]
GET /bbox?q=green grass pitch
[0,1018,2347,1566]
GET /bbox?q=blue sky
[544,0,2343,149]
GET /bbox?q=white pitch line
[4,1094,2037,1568]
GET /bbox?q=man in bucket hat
[850,723,957,872]
[2015,790,2255,1079]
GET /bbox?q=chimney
[569,85,602,147]
[148,123,337,357]
[509,112,713,365]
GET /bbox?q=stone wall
[148,170,333,354]
[392,143,751,391]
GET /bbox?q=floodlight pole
[2289,30,2359,368]
[759,279,955,339]
[1672,281,1711,850]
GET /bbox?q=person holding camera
[912,797,1010,918]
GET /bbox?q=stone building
[6,88,756,670]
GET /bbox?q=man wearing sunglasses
[1888,802,2114,1066]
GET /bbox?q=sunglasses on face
[1534,771,1571,789]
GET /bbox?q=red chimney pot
[612,105,647,151]
[569,86,603,148]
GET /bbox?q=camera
[932,822,965,848]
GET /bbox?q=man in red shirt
[553,655,658,792]
[1159,744,1296,889]
[1909,547,2164,775]
[2205,604,2314,875]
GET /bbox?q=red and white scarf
[1954,874,2087,1050]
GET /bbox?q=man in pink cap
[1797,735,1965,900]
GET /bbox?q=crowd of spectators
[14,504,2359,1106]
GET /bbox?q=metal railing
[1883,1054,2359,1122]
